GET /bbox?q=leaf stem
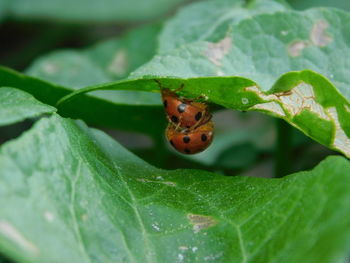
[274,119,292,178]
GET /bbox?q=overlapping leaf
[158,0,290,52]
[0,87,56,126]
[0,106,349,262]
[59,4,350,158]
[25,24,163,132]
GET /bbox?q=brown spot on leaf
[137,178,176,186]
[327,107,350,158]
[287,20,332,57]
[288,41,309,57]
[310,20,332,47]
[187,214,217,233]
[43,62,59,74]
[108,49,128,77]
[205,36,232,66]
[0,221,39,255]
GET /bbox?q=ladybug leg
[155,80,185,95]
[173,83,184,93]
[166,115,183,131]
[154,79,165,89]
[174,122,181,131]
[187,95,206,103]
[175,84,207,102]
[174,115,184,131]
[165,115,173,124]
[176,84,206,102]
[189,111,212,131]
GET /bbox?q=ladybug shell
[166,121,214,154]
[162,89,209,129]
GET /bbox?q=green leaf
[15,24,165,137]
[0,113,350,262]
[25,24,162,106]
[289,0,350,11]
[4,0,187,22]
[60,7,350,157]
[158,0,290,52]
[0,87,56,126]
[0,66,165,136]
[26,24,161,86]
[134,8,350,96]
[60,71,350,157]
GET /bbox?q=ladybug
[166,121,214,154]
[157,81,211,130]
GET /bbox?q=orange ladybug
[166,121,214,154]
[156,81,211,130]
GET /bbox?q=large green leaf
[0,87,56,126]
[2,0,186,22]
[134,8,350,97]
[60,72,350,157]
[59,6,350,158]
[158,0,290,52]
[0,111,350,262]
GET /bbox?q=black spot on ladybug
[163,100,168,108]
[177,103,186,113]
[183,136,190,143]
[171,116,179,123]
[195,112,202,121]
[201,134,207,142]
[184,148,191,154]
[170,140,174,146]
